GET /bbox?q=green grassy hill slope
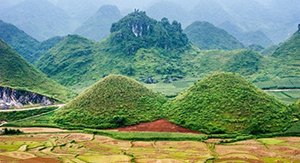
[292,100,300,118]
[271,31,300,78]
[35,35,95,86]
[165,72,293,134]
[53,75,167,128]
[0,39,73,102]
[36,33,265,90]
[0,20,39,62]
[254,31,300,90]
[184,21,244,50]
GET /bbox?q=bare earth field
[0,128,299,162]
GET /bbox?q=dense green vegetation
[53,75,167,128]
[33,12,299,106]
[35,35,95,86]
[36,32,264,89]
[252,31,300,90]
[0,39,74,102]
[269,31,300,79]
[291,100,300,119]
[0,107,58,122]
[165,73,293,134]
[0,20,65,63]
[0,20,39,62]
[184,21,244,50]
[109,10,189,55]
[33,36,64,60]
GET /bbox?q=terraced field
[0,128,300,162]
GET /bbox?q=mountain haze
[184,21,244,50]
[74,5,122,41]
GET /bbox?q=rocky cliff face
[0,86,55,109]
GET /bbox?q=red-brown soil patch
[116,119,200,134]
[0,155,18,163]
[23,157,60,163]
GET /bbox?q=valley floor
[0,128,299,162]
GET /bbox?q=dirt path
[0,104,65,112]
[264,89,300,92]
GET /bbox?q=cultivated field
[0,128,299,162]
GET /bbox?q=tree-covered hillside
[0,20,39,62]
[35,11,298,96]
[0,39,74,102]
[165,72,293,134]
[35,35,95,86]
[53,75,167,128]
[109,10,189,55]
[254,31,300,89]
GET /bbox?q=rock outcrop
[0,87,55,109]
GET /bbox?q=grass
[5,110,59,128]
[0,107,58,122]
[0,40,75,102]
[165,72,293,134]
[52,75,167,129]
[266,90,300,104]
[257,138,285,145]
[285,121,300,133]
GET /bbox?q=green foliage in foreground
[184,21,244,50]
[0,39,74,102]
[84,129,207,141]
[53,75,167,129]
[165,72,293,134]
[0,107,58,122]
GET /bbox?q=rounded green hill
[53,75,167,128]
[165,72,293,134]
[0,39,73,102]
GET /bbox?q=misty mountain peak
[96,5,121,18]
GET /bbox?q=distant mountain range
[74,5,122,41]
[0,0,72,41]
[0,20,64,63]
[0,0,299,45]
